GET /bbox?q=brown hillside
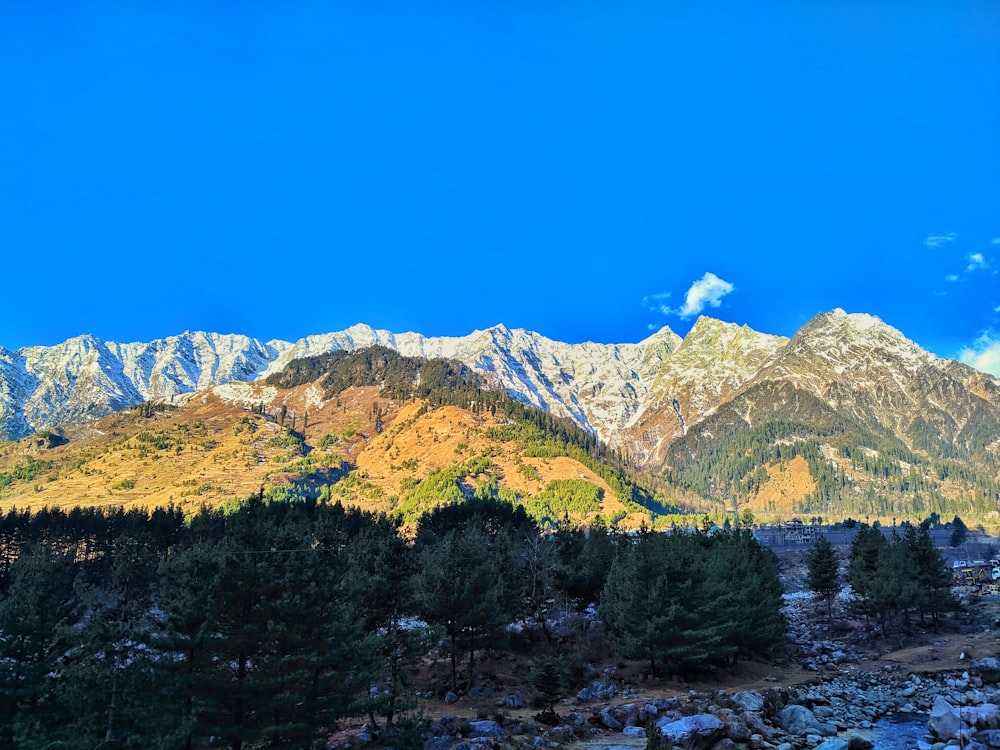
[745,455,816,520]
[0,382,643,526]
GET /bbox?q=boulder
[576,680,617,702]
[725,716,751,742]
[505,691,524,709]
[813,740,849,750]
[731,690,767,714]
[656,714,726,750]
[600,708,623,731]
[623,726,647,738]
[468,720,504,737]
[976,729,1000,748]
[929,696,965,741]
[968,704,1000,730]
[777,704,836,736]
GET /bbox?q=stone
[929,696,964,741]
[656,714,726,750]
[813,740,849,750]
[968,704,1000,729]
[623,726,647,738]
[731,690,767,714]
[976,729,1000,748]
[577,680,617,702]
[506,691,524,709]
[725,716,751,742]
[444,691,459,704]
[468,720,504,737]
[777,705,836,737]
[600,708,623,731]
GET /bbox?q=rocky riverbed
[411,658,1000,750]
[398,589,1000,750]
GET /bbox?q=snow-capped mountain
[2,311,999,471]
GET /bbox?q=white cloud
[966,252,989,272]
[960,332,1000,377]
[642,291,672,316]
[945,274,959,282]
[995,305,1000,313]
[645,272,735,320]
[925,232,958,249]
[678,272,735,318]
[992,237,1000,246]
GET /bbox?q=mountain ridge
[3,310,999,474]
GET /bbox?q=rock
[565,712,588,727]
[656,714,726,750]
[929,696,964,741]
[976,729,1000,748]
[468,720,504,737]
[600,708,623,731]
[731,690,767,714]
[973,659,1000,684]
[969,704,1000,729]
[725,716,751,742]
[712,739,739,750]
[444,691,459,704]
[623,726,646,738]
[506,691,524,709]
[777,705,836,737]
[813,740,849,750]
[576,680,617,702]
[847,737,874,750]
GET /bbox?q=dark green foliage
[949,516,968,547]
[806,536,840,620]
[0,458,53,491]
[413,525,513,691]
[847,522,956,639]
[523,478,603,524]
[600,529,784,674]
[552,519,617,610]
[0,550,78,748]
[529,657,566,715]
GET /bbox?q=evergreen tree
[806,536,840,620]
[0,550,78,748]
[529,657,566,718]
[413,526,511,691]
[949,515,968,548]
[343,516,419,738]
[57,536,162,748]
[903,522,956,626]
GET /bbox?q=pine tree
[413,526,511,691]
[0,550,78,748]
[529,657,565,718]
[806,536,840,621]
[949,516,968,548]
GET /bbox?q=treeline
[0,496,785,749]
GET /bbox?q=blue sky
[2,3,999,375]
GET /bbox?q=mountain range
[2,309,999,524]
